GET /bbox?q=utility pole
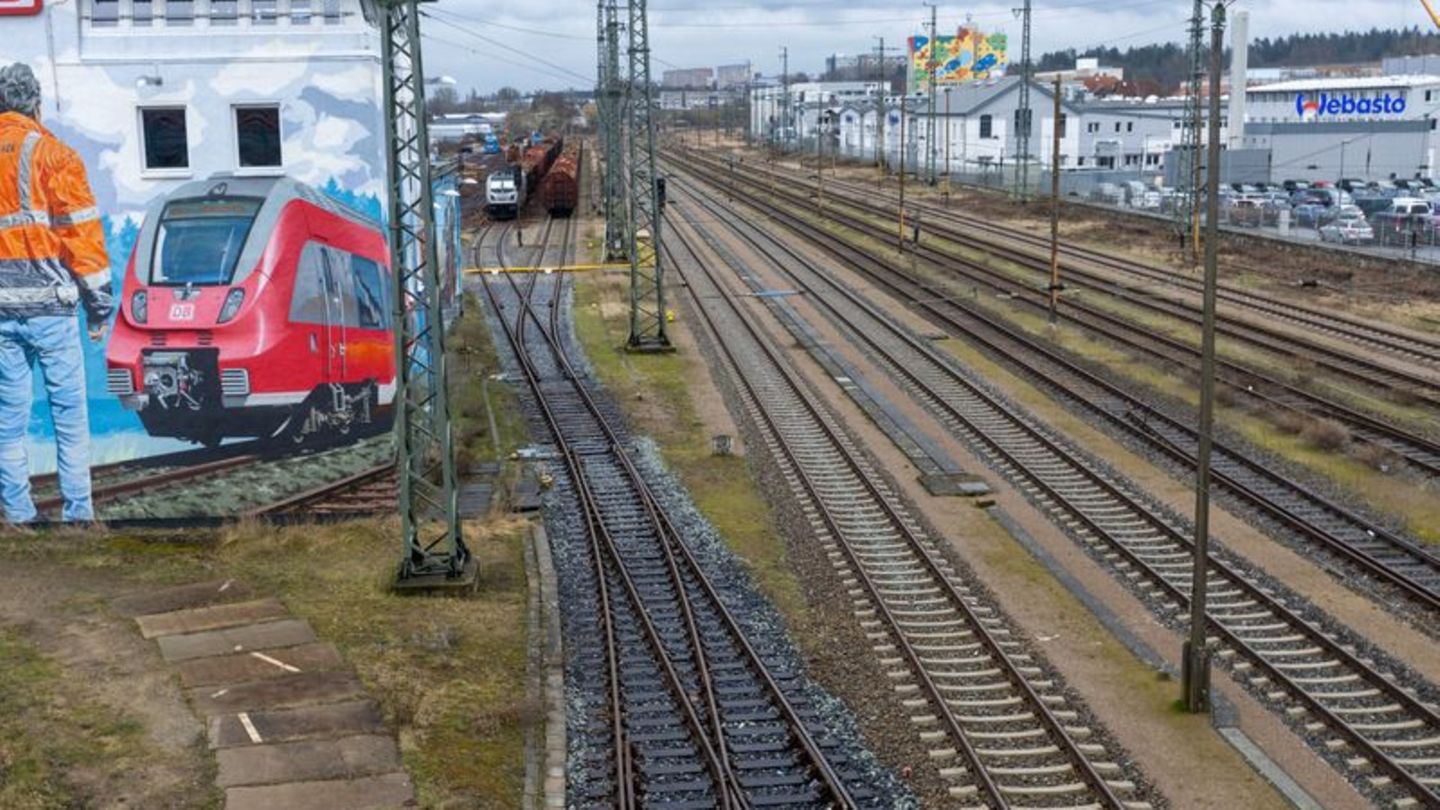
[600,0,626,259]
[781,47,791,154]
[1176,0,1206,264]
[898,94,907,252]
[924,2,939,185]
[1013,0,1033,201]
[1049,73,1062,325]
[1185,0,1226,715]
[874,36,887,171]
[625,0,670,351]
[379,0,471,589]
[943,88,951,203]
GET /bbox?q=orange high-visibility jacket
[0,111,112,323]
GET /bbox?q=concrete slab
[112,579,252,617]
[224,771,414,810]
[138,598,290,639]
[208,700,385,749]
[158,619,315,663]
[216,734,400,787]
[189,671,366,716]
[178,642,346,688]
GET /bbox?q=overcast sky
[418,0,1434,94]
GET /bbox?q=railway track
[665,201,1155,808]
[483,215,871,807]
[667,162,1440,618]
[680,149,1440,475]
[251,463,396,517]
[664,173,1440,806]
[700,148,1440,395]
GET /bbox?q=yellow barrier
[464,262,649,274]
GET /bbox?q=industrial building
[661,67,715,89]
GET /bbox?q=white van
[1389,197,1433,216]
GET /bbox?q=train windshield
[148,197,263,286]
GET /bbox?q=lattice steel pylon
[623,0,670,350]
[1013,0,1032,201]
[380,0,471,588]
[1173,0,1206,263]
[599,0,627,259]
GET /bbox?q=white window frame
[137,105,193,179]
[232,103,285,175]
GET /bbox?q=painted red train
[540,141,580,217]
[105,176,395,446]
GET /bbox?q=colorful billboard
[908,26,1008,92]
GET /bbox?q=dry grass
[0,514,534,810]
[1299,418,1351,452]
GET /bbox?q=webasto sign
[1296,92,1407,119]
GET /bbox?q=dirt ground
[0,515,533,810]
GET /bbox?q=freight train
[105,176,395,447]
[540,141,581,217]
[486,135,564,219]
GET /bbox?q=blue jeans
[0,315,93,522]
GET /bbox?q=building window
[1126,122,1133,132]
[1428,90,1433,102]
[253,0,278,23]
[1431,118,1437,131]
[322,0,342,23]
[291,0,311,24]
[212,0,238,25]
[91,0,119,25]
[235,106,283,169]
[139,108,189,171]
[979,114,993,139]
[133,0,152,24]
[166,0,194,25]
[1014,108,1032,138]
[1114,122,1121,132]
[1078,156,1085,166]
[1057,113,1067,138]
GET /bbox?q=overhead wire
[422,11,595,83]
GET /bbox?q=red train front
[106,176,395,446]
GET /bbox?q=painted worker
[0,63,112,523]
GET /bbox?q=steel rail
[249,463,396,516]
[668,165,1440,805]
[678,149,1440,477]
[487,213,854,807]
[668,165,1440,614]
[704,146,1440,370]
[664,211,1131,809]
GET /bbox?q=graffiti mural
[908,26,1009,92]
[0,0,458,523]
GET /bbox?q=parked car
[1371,211,1436,246]
[1227,196,1266,227]
[1319,209,1374,244]
[1387,197,1433,216]
[1280,179,1311,192]
[1292,203,1326,228]
[1337,178,1369,193]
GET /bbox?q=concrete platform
[178,642,347,688]
[137,598,290,639]
[158,619,316,663]
[223,772,415,810]
[112,579,253,617]
[208,700,385,749]
[216,734,400,787]
[188,670,366,715]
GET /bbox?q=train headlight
[131,290,147,324]
[217,288,246,324]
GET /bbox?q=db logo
[0,0,43,16]
[169,303,196,321]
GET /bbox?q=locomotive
[485,135,564,219]
[105,176,395,447]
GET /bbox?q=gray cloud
[419,0,1433,93]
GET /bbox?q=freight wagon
[540,142,581,217]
